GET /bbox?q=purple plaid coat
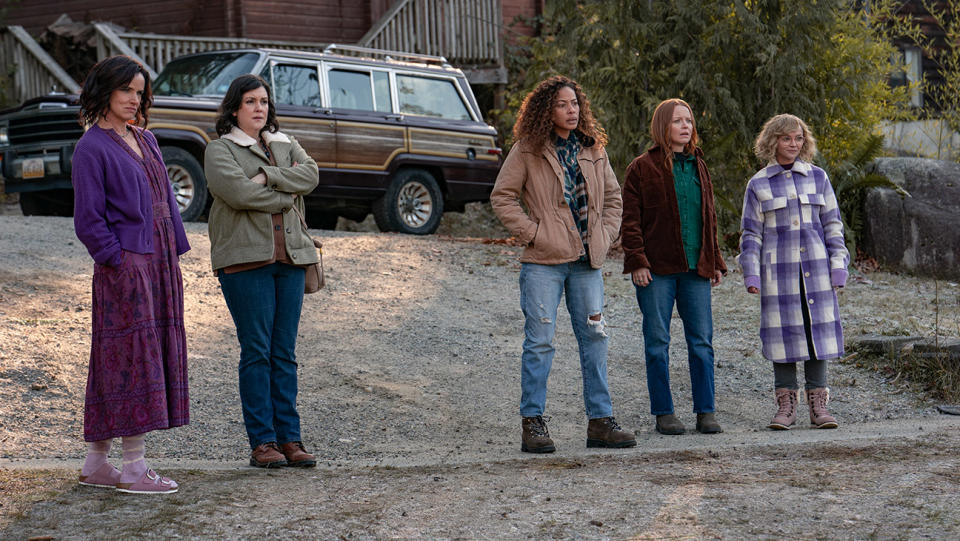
[736,161,849,363]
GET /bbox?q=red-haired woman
[620,98,727,436]
[491,75,634,453]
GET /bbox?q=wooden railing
[94,24,327,76]
[359,0,504,82]
[0,26,80,104]
[1,2,506,107]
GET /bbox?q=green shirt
[673,152,702,270]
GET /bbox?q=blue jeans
[519,261,613,419]
[219,263,306,449]
[634,270,715,415]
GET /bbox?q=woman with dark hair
[72,55,190,494]
[204,74,320,468]
[620,98,726,436]
[490,75,634,453]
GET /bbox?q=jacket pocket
[760,196,787,212]
[798,192,825,225]
[799,193,825,206]
[760,196,787,227]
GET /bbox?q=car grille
[8,111,84,145]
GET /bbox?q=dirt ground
[1,212,959,539]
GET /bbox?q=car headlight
[0,124,8,146]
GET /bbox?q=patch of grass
[9,318,69,326]
[0,469,75,529]
[857,350,960,402]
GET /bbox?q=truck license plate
[22,157,44,179]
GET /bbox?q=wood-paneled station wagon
[149,45,503,233]
[0,44,502,234]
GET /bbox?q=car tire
[161,146,207,222]
[19,189,74,216]
[374,168,444,235]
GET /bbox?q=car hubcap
[397,181,432,228]
[166,164,195,213]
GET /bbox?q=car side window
[329,69,374,111]
[272,64,322,107]
[373,71,391,112]
[396,75,471,120]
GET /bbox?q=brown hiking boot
[250,442,288,468]
[587,416,637,448]
[696,412,722,434]
[521,416,556,453]
[768,388,798,430]
[280,441,317,468]
[655,414,685,435]
[806,387,839,429]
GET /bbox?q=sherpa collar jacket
[204,127,320,271]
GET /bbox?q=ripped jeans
[518,261,613,419]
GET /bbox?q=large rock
[863,157,960,279]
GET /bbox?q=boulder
[863,158,960,279]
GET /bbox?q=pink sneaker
[115,469,179,494]
[78,462,122,488]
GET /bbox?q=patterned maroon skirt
[84,200,189,441]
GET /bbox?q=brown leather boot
[696,412,722,434]
[655,414,685,435]
[806,388,839,429]
[587,416,637,448]
[280,441,317,467]
[250,442,287,468]
[521,416,556,453]
[768,388,798,430]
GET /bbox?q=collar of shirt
[555,131,581,152]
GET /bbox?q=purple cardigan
[72,125,190,266]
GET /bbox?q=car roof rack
[324,44,450,67]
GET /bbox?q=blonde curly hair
[754,114,817,164]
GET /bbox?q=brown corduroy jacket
[620,145,726,279]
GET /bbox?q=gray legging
[773,267,828,391]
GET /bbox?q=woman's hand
[632,267,652,287]
[747,286,759,294]
[712,270,723,287]
[250,172,267,186]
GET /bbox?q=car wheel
[161,146,207,222]
[374,168,444,235]
[19,189,74,216]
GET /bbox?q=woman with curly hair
[737,114,847,430]
[490,75,634,453]
[620,98,727,436]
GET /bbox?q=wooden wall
[4,0,544,45]
[2,0,229,36]
[502,0,542,41]
[3,0,373,42]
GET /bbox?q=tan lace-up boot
[806,387,839,429]
[768,388,798,430]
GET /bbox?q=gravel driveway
[1,214,958,539]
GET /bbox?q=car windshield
[154,52,260,97]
